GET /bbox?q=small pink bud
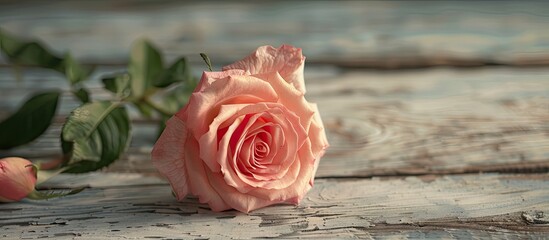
[0,157,37,202]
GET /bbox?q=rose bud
[0,157,38,202]
[152,45,329,212]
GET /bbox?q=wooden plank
[311,67,549,177]
[1,1,549,67]
[1,67,548,178]
[1,173,548,238]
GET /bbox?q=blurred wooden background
[1,1,549,239]
[2,1,549,67]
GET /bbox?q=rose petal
[199,104,249,173]
[184,137,231,212]
[309,103,330,156]
[211,103,306,192]
[223,45,306,93]
[206,170,283,213]
[0,157,37,202]
[307,103,330,186]
[229,114,279,187]
[254,155,301,191]
[186,75,278,141]
[151,117,189,201]
[252,72,315,133]
[217,115,252,193]
[248,151,314,203]
[175,71,245,122]
[195,70,247,92]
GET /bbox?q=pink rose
[0,157,37,202]
[152,45,329,212]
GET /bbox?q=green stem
[37,167,69,185]
[141,97,173,116]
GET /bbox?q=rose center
[254,141,270,159]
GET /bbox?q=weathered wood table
[1,1,549,239]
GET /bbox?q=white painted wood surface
[0,173,549,239]
[1,1,549,238]
[1,173,549,239]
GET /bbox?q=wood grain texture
[1,1,549,67]
[312,68,549,177]
[1,67,548,178]
[1,173,548,239]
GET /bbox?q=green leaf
[73,88,90,103]
[61,101,131,173]
[154,57,192,88]
[102,73,131,99]
[0,30,94,88]
[63,53,94,85]
[128,39,163,98]
[0,91,60,149]
[200,53,213,71]
[26,187,85,200]
[0,29,64,71]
